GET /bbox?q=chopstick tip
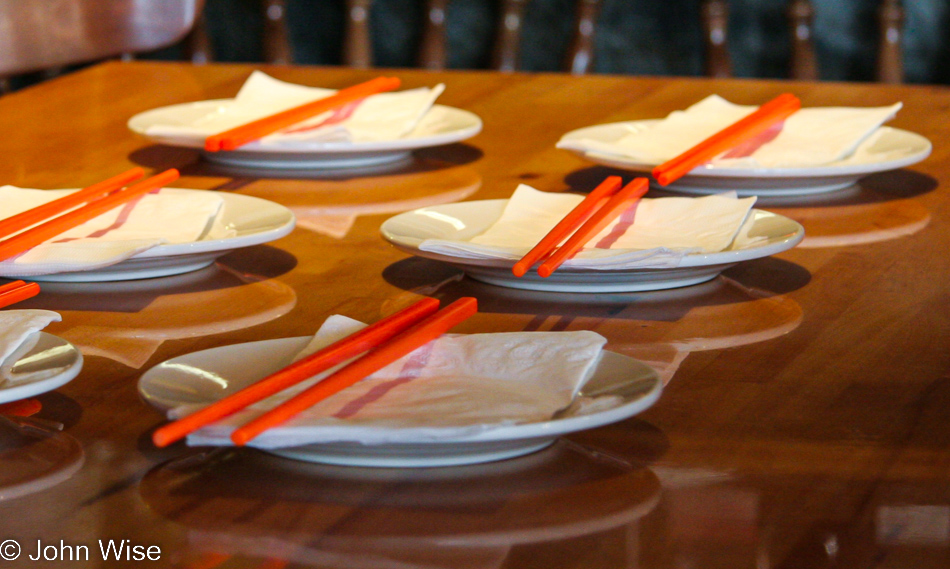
[151,428,173,448]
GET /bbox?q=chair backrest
[0,0,205,77]
[235,0,603,75]
[701,0,904,83]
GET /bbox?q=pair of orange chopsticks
[152,296,478,448]
[0,168,180,263]
[204,76,402,152]
[513,176,650,278]
[511,93,802,277]
[652,93,801,186]
[0,280,40,308]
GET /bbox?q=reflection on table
[14,259,297,369]
[383,258,805,384]
[141,432,663,569]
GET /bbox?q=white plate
[0,332,83,405]
[28,191,295,282]
[138,336,663,467]
[380,200,805,293]
[129,101,483,170]
[560,122,932,196]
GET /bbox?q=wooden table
[1,61,948,568]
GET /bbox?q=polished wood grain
[0,61,948,569]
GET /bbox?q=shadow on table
[563,166,937,206]
[127,143,484,184]
[382,256,809,324]
[13,246,297,314]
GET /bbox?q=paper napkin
[0,309,61,386]
[145,71,445,146]
[419,185,758,270]
[0,186,225,277]
[179,316,609,447]
[557,95,903,168]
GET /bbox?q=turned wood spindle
[565,0,601,75]
[702,0,732,78]
[492,0,528,72]
[877,0,903,84]
[787,0,817,80]
[344,0,374,68]
[418,0,449,70]
[183,8,213,64]
[262,0,292,64]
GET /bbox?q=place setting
[0,281,81,410]
[139,296,663,467]
[557,93,931,197]
[0,168,295,283]
[381,176,804,293]
[128,71,484,170]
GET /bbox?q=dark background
[195,0,950,84]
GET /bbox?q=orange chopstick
[0,169,179,263]
[231,296,478,446]
[652,93,801,186]
[512,176,623,277]
[152,297,442,448]
[537,177,650,278]
[0,168,145,239]
[0,280,40,308]
[205,76,402,152]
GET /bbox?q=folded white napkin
[179,315,609,448]
[0,186,224,277]
[419,185,758,270]
[557,95,903,169]
[145,71,445,146]
[0,309,61,386]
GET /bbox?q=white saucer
[138,336,663,467]
[26,192,295,282]
[380,200,805,293]
[129,102,483,169]
[559,122,932,196]
[0,332,83,404]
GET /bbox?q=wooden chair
[0,0,205,78]
[248,0,603,75]
[701,0,905,83]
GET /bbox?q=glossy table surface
[1,61,949,568]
